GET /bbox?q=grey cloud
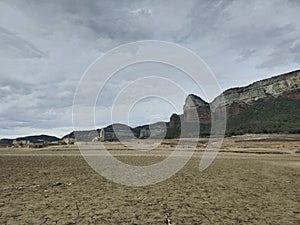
[0,26,46,58]
[182,0,234,41]
[257,27,300,68]
[236,49,257,62]
[179,1,300,69]
[0,77,76,133]
[1,0,300,138]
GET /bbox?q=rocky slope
[178,69,300,123]
[169,69,300,136]
[226,96,300,135]
[213,70,300,117]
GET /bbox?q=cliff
[183,94,211,124]
[170,69,300,136]
[212,70,300,114]
[181,70,300,121]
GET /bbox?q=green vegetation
[226,96,300,135]
[165,96,300,138]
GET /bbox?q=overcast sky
[1,0,300,138]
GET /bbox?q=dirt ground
[0,135,299,224]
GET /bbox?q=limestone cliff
[183,94,211,124]
[213,70,300,108]
[181,70,300,122]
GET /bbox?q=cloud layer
[0,0,300,138]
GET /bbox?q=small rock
[53,182,63,186]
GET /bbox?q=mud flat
[0,138,299,224]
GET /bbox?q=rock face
[98,122,169,141]
[183,94,211,124]
[183,70,300,121]
[100,124,136,141]
[139,122,168,139]
[184,94,208,110]
[169,113,181,128]
[213,70,300,110]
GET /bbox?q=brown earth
[0,135,299,224]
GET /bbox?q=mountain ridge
[1,69,299,144]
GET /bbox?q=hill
[0,135,60,146]
[169,69,300,137]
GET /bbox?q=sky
[1,0,300,138]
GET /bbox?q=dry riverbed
[0,136,299,224]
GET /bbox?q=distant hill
[0,135,60,146]
[63,122,169,142]
[0,139,13,146]
[62,129,100,142]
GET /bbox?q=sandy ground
[0,135,299,224]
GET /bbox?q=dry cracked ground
[0,136,299,224]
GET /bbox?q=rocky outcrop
[169,113,181,128]
[183,94,211,123]
[138,122,168,139]
[183,70,300,121]
[100,124,136,141]
[184,94,208,110]
[213,70,300,108]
